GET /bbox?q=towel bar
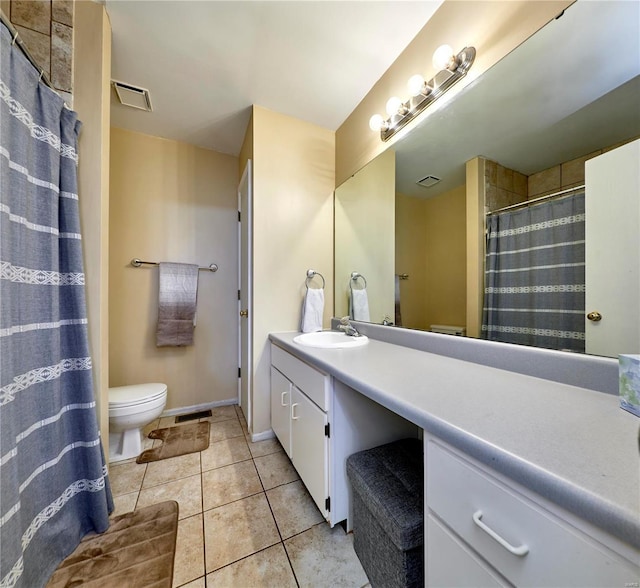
[131,258,218,272]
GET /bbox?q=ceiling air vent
[112,80,153,112]
[416,175,441,188]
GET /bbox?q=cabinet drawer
[427,514,508,588]
[426,440,638,587]
[271,344,330,410]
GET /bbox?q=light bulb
[369,114,384,132]
[385,96,403,116]
[432,44,454,70]
[407,74,425,96]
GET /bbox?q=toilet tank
[430,324,466,336]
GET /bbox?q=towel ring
[350,272,367,288]
[306,269,325,289]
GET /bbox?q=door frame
[238,160,253,431]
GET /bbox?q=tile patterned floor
[108,405,370,588]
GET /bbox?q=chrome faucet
[339,316,361,337]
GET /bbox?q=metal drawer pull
[472,510,529,557]
[281,391,288,407]
[291,403,300,420]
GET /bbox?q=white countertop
[269,331,640,549]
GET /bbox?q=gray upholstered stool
[346,438,424,588]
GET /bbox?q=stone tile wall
[2,0,74,100]
[528,136,639,198]
[484,160,527,212]
[484,135,639,212]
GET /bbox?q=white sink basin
[293,331,369,349]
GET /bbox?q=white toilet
[108,383,168,463]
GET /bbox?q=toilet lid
[109,383,167,407]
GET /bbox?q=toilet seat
[109,383,167,409]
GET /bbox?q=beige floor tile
[206,543,297,588]
[143,418,160,434]
[253,451,299,490]
[200,436,251,472]
[203,493,280,572]
[267,480,324,539]
[209,419,244,442]
[110,491,138,517]
[173,513,205,588]
[247,436,283,458]
[137,473,202,519]
[202,460,262,511]
[235,404,247,421]
[158,416,177,429]
[285,523,369,588]
[142,452,201,489]
[108,460,146,496]
[200,405,238,423]
[177,577,205,588]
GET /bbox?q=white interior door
[239,160,252,430]
[585,139,640,357]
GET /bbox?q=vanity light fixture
[369,45,476,141]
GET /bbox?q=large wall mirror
[334,0,640,358]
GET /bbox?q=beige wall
[466,157,485,338]
[335,0,572,186]
[335,149,395,322]
[395,192,428,329]
[238,108,254,179]
[73,1,111,448]
[423,185,466,329]
[109,128,239,411]
[251,106,335,435]
[396,186,466,331]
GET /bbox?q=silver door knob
[587,311,602,322]
[239,309,248,317]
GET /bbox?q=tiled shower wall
[2,0,74,101]
[484,135,640,213]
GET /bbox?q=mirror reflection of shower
[334,1,640,356]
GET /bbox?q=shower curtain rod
[487,184,585,215]
[1,10,56,92]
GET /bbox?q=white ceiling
[105,0,443,156]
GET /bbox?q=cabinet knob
[239,309,249,317]
[587,311,602,322]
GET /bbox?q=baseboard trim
[250,429,275,443]
[162,398,237,418]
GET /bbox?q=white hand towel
[300,287,324,333]
[350,287,370,322]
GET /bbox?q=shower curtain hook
[11,31,18,46]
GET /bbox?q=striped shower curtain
[482,192,586,352]
[1,22,112,588]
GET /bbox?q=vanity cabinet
[270,342,419,526]
[425,435,640,587]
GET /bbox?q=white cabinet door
[291,386,328,518]
[270,367,291,456]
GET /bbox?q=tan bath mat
[48,501,179,588]
[136,421,210,464]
